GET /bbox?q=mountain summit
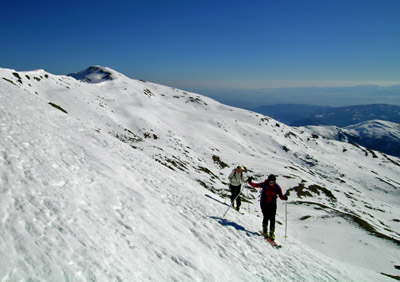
[0,66,399,281]
[68,66,117,83]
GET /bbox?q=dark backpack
[259,183,279,202]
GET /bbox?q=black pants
[229,184,241,208]
[261,203,277,233]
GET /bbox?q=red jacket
[250,181,285,204]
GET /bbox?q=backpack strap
[233,170,243,178]
[259,183,279,200]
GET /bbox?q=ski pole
[222,203,231,218]
[285,200,288,239]
[222,185,243,218]
[247,185,250,213]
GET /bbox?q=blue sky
[1,0,399,105]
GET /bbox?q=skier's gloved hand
[247,176,253,183]
[284,192,289,201]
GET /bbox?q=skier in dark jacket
[248,174,288,240]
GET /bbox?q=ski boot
[269,231,275,241]
[262,225,269,238]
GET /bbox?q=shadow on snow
[205,194,230,207]
[206,194,259,237]
[210,216,260,237]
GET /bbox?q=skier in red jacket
[248,174,288,240]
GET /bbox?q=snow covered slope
[1,66,399,281]
[346,120,400,157]
[302,120,400,157]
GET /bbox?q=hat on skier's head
[267,174,276,182]
[236,166,242,171]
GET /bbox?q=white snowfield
[1,66,399,281]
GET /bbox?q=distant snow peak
[68,66,115,83]
[302,119,400,157]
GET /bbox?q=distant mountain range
[301,120,400,158]
[247,104,400,157]
[247,104,400,127]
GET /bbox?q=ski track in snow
[0,68,398,281]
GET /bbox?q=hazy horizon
[189,84,400,108]
[3,64,398,108]
[1,0,399,92]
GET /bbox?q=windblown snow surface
[1,66,399,281]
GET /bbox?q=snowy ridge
[1,66,399,281]
[346,120,400,139]
[302,120,400,157]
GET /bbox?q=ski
[235,209,244,215]
[259,231,282,249]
